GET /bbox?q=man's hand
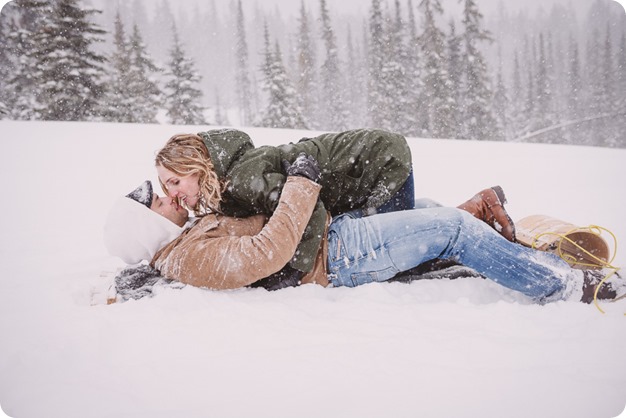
[282,153,321,183]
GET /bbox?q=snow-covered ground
[0,120,625,418]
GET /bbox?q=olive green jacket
[198,128,412,273]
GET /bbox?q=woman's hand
[282,153,321,183]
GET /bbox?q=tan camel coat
[151,177,329,289]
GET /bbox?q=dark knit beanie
[126,180,153,208]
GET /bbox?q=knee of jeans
[455,208,493,235]
[432,207,465,228]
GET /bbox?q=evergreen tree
[1,12,24,118]
[460,0,497,140]
[0,18,11,118]
[418,0,449,138]
[599,23,618,146]
[530,33,560,143]
[295,1,318,128]
[446,19,463,138]
[600,23,615,115]
[30,0,107,121]
[405,0,425,137]
[103,11,134,122]
[127,23,162,123]
[616,30,626,147]
[234,0,252,126]
[563,34,583,145]
[615,30,626,98]
[377,3,404,132]
[586,29,602,116]
[523,36,536,135]
[509,51,526,140]
[367,0,386,128]
[164,25,206,125]
[3,0,49,30]
[617,30,626,113]
[318,0,346,130]
[1,0,52,119]
[343,25,367,128]
[566,34,582,122]
[383,0,415,135]
[546,33,562,129]
[534,34,553,136]
[491,47,508,141]
[584,28,603,146]
[258,25,307,129]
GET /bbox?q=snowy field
[0,120,625,418]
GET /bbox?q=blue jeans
[327,207,575,302]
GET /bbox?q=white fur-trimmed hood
[103,197,183,265]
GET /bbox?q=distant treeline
[1,0,624,147]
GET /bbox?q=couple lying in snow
[103,128,621,303]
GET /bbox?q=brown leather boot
[580,269,618,304]
[457,186,516,242]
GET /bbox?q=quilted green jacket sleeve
[200,128,412,273]
[218,145,328,273]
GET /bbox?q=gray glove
[282,153,321,183]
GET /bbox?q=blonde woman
[155,128,415,281]
[155,128,515,285]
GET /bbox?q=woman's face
[156,165,201,209]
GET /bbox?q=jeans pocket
[350,266,397,287]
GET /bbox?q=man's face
[150,194,189,227]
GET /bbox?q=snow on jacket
[151,177,329,290]
[198,128,412,274]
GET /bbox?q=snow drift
[0,120,625,418]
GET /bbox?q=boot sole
[490,185,516,241]
[491,185,507,205]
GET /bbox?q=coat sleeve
[155,177,322,290]
[225,147,325,274]
[320,129,413,214]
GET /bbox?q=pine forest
[1,0,625,148]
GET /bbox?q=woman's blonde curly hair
[155,133,223,215]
